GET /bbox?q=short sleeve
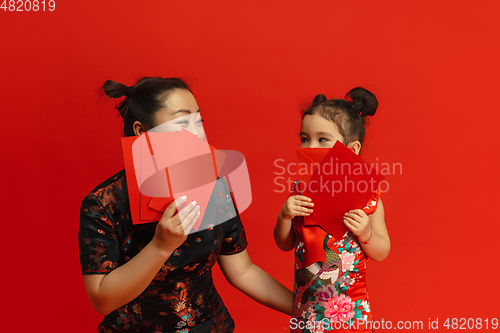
[79,194,120,274]
[219,213,248,255]
[362,188,381,215]
[199,177,247,255]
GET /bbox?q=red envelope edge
[121,135,219,225]
[296,148,330,188]
[300,142,385,240]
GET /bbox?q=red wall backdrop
[2,1,500,332]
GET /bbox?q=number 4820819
[443,318,498,330]
[1,0,56,11]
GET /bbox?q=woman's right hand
[279,195,314,220]
[151,196,201,253]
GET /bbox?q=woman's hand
[343,209,371,242]
[151,196,201,253]
[279,195,314,220]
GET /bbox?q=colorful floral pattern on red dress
[291,189,381,333]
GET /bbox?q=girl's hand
[279,195,314,220]
[343,209,371,242]
[151,196,201,253]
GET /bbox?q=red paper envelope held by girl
[122,130,252,231]
[295,148,330,188]
[297,142,384,240]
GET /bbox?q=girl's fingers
[348,209,366,217]
[295,195,312,202]
[293,210,310,216]
[349,214,363,223]
[293,208,311,216]
[343,215,358,227]
[343,219,355,231]
[300,206,313,213]
[296,201,314,208]
[345,211,363,222]
[294,197,314,207]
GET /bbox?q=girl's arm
[217,249,294,315]
[274,213,296,251]
[83,197,200,315]
[343,198,390,261]
[274,195,313,251]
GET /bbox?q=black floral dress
[79,170,247,333]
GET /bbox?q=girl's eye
[319,138,329,143]
[300,137,308,143]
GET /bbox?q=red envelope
[295,148,330,189]
[122,130,219,226]
[299,142,385,240]
[121,130,252,227]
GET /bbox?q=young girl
[274,87,390,332]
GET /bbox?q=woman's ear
[347,141,362,155]
[133,121,146,136]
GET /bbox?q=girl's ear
[347,141,362,155]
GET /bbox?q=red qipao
[290,189,381,333]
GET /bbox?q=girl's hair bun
[102,80,130,99]
[311,94,327,108]
[346,87,378,116]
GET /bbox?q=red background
[1,1,500,331]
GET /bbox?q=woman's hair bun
[311,94,327,108]
[102,80,130,99]
[345,87,378,116]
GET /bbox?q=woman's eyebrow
[170,109,201,116]
[170,109,191,116]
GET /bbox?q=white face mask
[148,112,207,142]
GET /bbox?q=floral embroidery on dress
[291,190,380,332]
[161,280,197,327]
[79,171,245,332]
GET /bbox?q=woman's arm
[274,195,313,251]
[217,249,294,315]
[83,197,200,315]
[84,241,173,315]
[343,198,390,261]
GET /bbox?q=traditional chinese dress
[291,185,381,333]
[79,170,247,333]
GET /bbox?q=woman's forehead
[163,88,199,113]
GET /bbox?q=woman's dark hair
[102,77,190,137]
[302,87,378,145]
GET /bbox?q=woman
[79,77,293,332]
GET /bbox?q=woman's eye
[176,121,189,125]
[197,118,205,124]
